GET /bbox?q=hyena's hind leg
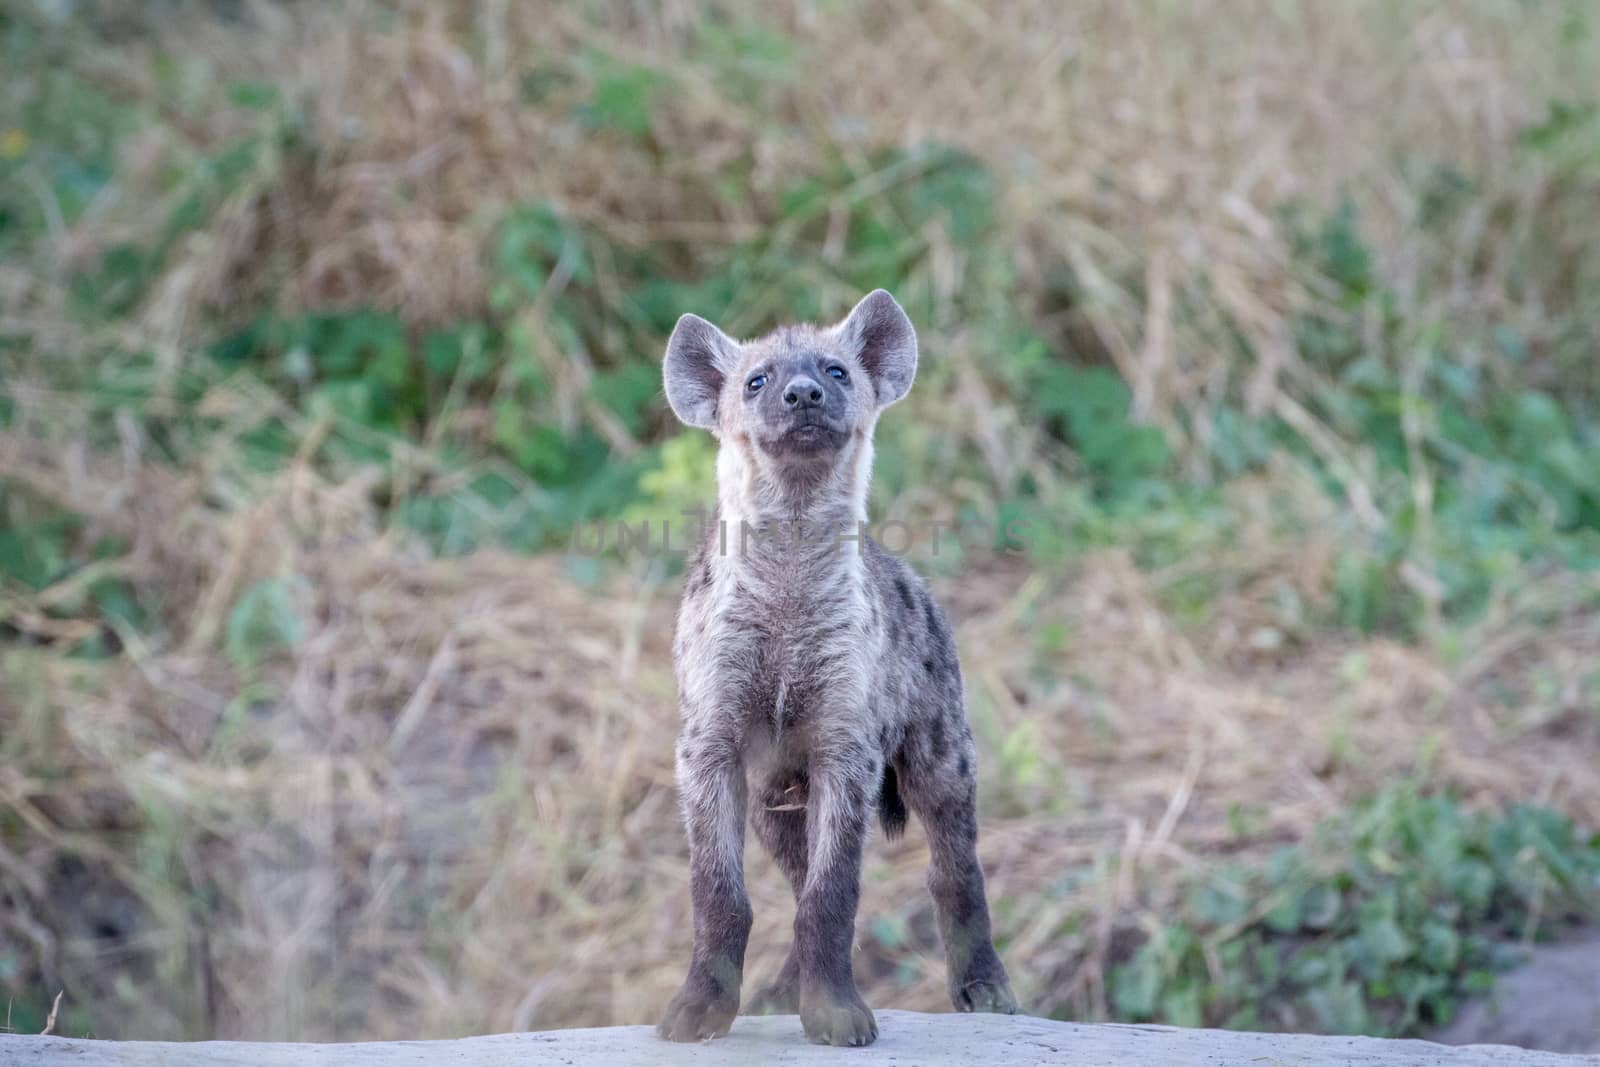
[746,765,910,1017]
[895,718,1018,1014]
[743,783,808,1015]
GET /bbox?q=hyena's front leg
[794,754,877,1046]
[657,732,753,1042]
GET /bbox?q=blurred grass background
[2,0,1599,1045]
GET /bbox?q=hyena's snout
[782,374,824,409]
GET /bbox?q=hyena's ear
[837,289,917,408]
[663,313,740,430]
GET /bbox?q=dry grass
[25,2,1597,398]
[96,11,1596,381]
[2,0,1598,1043]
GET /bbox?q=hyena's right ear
[663,314,741,430]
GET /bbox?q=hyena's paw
[656,979,739,1042]
[799,985,877,1047]
[952,977,1018,1015]
[741,973,799,1015]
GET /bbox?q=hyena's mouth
[766,421,849,455]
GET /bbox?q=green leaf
[225,577,305,670]
[1355,908,1413,972]
[591,361,660,436]
[1027,363,1171,498]
[1110,946,1164,1019]
[579,54,664,136]
[0,505,78,590]
[1306,979,1372,1035]
[1188,875,1250,927]
[225,80,282,112]
[1159,982,1204,1029]
[1522,99,1600,152]
[1419,922,1460,972]
[1300,882,1343,931]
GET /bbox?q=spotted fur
[655,290,1017,1047]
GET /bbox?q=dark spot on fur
[929,717,947,761]
[684,553,711,596]
[895,577,914,611]
[923,657,935,676]
[958,753,970,777]
[923,596,945,645]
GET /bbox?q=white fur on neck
[713,423,877,542]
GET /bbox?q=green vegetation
[1110,784,1600,1035]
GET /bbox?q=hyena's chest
[676,557,877,741]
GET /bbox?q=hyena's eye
[747,374,768,393]
[826,365,847,381]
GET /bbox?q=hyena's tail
[878,765,908,840]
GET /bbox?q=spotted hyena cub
[654,290,1017,1046]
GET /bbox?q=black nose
[783,376,824,408]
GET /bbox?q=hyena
[656,290,1017,1046]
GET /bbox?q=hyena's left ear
[837,289,917,408]
[663,313,741,430]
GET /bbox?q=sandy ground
[3,1011,1596,1067]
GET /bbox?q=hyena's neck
[708,429,875,575]
[714,429,874,536]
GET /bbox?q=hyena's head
[662,290,917,505]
